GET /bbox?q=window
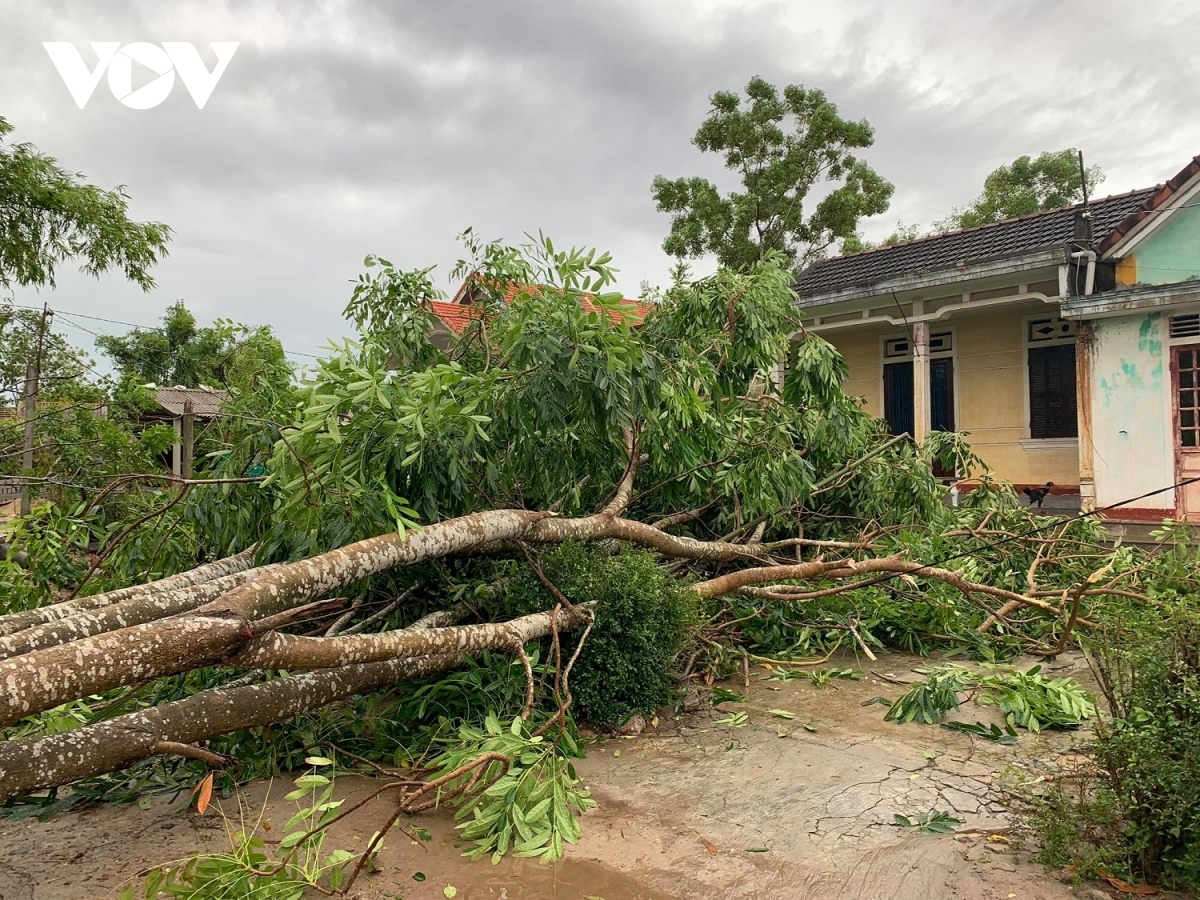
[1024,314,1077,440]
[1028,344,1077,438]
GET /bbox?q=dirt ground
[0,651,1127,900]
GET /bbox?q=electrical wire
[5,303,323,359]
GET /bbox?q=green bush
[506,542,696,725]
[1030,603,1200,890]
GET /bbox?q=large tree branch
[0,546,258,637]
[234,604,594,671]
[0,604,592,802]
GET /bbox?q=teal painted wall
[1091,313,1174,510]
[1135,202,1200,285]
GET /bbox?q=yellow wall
[822,308,1080,487]
[827,327,888,417]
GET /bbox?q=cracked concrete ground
[0,651,1112,899]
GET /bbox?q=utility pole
[19,304,51,516]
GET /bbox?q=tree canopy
[0,116,170,290]
[843,148,1106,252]
[652,77,893,273]
[96,300,290,393]
[941,148,1105,231]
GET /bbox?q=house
[137,386,228,477]
[794,154,1200,522]
[428,279,652,349]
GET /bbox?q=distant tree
[0,116,170,290]
[96,301,290,394]
[841,221,924,254]
[0,304,86,405]
[938,149,1105,231]
[652,76,893,273]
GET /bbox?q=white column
[171,417,182,477]
[912,322,931,443]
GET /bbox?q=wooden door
[1172,345,1200,520]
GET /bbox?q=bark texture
[0,604,587,801]
[0,565,278,661]
[234,604,594,670]
[0,547,257,637]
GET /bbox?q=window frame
[1023,314,1078,442]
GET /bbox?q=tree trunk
[0,605,588,801]
[0,565,279,661]
[0,546,258,637]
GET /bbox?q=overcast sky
[2,0,1199,366]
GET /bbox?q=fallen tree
[0,237,1164,837]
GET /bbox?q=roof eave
[1060,280,1200,320]
[1096,156,1200,258]
[796,247,1068,309]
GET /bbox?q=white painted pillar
[171,417,182,477]
[769,359,786,394]
[912,322,931,443]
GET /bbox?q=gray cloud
[1,0,1198,365]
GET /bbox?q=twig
[515,643,535,720]
[324,598,363,636]
[846,620,877,662]
[151,740,229,768]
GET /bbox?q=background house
[136,386,228,477]
[795,154,1200,522]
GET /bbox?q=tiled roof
[429,301,480,335]
[153,386,227,417]
[794,187,1160,299]
[1096,155,1200,255]
[430,282,652,335]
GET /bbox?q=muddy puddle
[0,651,1116,899]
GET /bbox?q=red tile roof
[429,282,652,335]
[429,300,481,335]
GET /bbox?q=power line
[6,303,324,360]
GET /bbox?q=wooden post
[17,304,49,516]
[181,400,194,480]
[912,322,931,445]
[18,361,37,516]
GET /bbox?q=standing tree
[0,116,170,290]
[96,301,289,393]
[939,149,1105,231]
[652,76,893,273]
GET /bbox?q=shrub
[1030,603,1200,890]
[506,542,696,725]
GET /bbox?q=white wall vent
[1170,313,1200,339]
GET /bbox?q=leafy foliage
[884,664,1093,732]
[939,148,1105,231]
[96,300,290,393]
[0,115,169,289]
[844,148,1105,249]
[894,809,963,834]
[939,720,1018,744]
[653,76,893,272]
[506,542,696,725]
[118,758,371,899]
[433,713,594,863]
